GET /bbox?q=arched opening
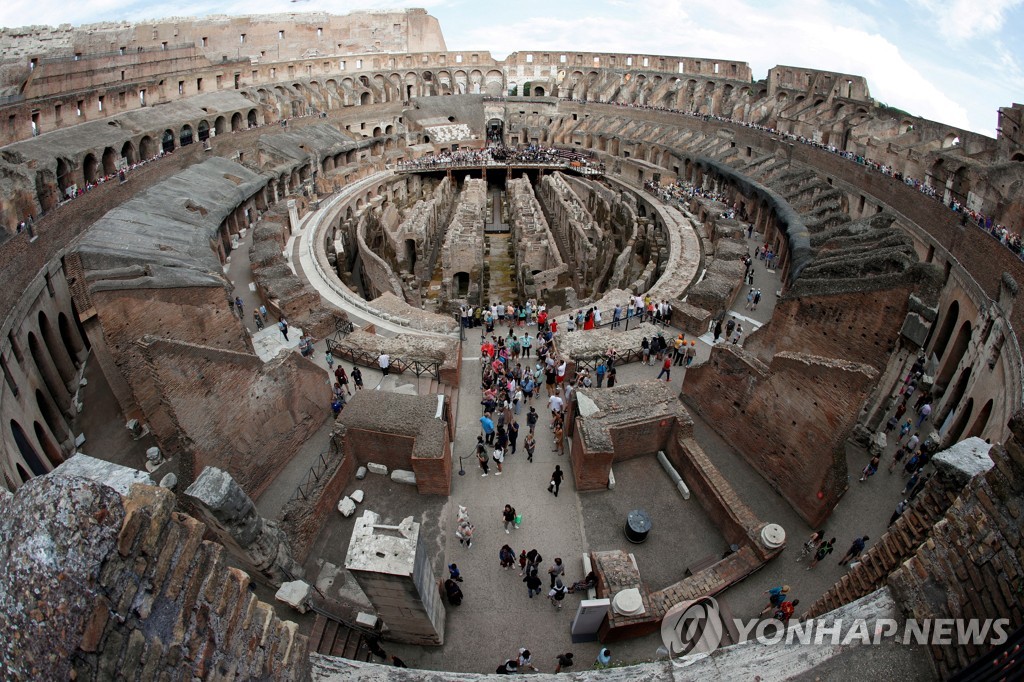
[16,464,31,484]
[139,136,156,159]
[936,320,972,390]
[231,112,243,132]
[534,86,545,97]
[82,153,98,184]
[35,389,68,442]
[39,312,74,385]
[179,124,194,146]
[942,133,960,148]
[56,158,73,194]
[197,119,210,141]
[57,312,85,364]
[373,126,383,137]
[214,116,227,135]
[947,397,974,444]
[161,129,175,153]
[101,147,117,176]
[28,331,66,405]
[931,300,959,360]
[939,365,972,425]
[33,421,63,468]
[247,109,258,127]
[360,92,372,106]
[385,124,394,134]
[1012,152,1024,162]
[966,398,993,439]
[405,239,417,271]
[120,140,137,165]
[11,420,47,477]
[454,272,470,297]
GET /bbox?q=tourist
[508,420,520,454]
[526,406,539,434]
[234,296,244,317]
[656,355,672,382]
[528,569,544,593]
[548,579,568,609]
[917,402,932,427]
[493,445,505,475]
[335,366,352,395]
[713,318,723,343]
[494,659,518,674]
[444,578,463,605]
[859,455,880,481]
[774,598,799,623]
[547,558,565,588]
[607,366,617,388]
[548,389,564,418]
[499,544,516,569]
[477,438,490,476]
[480,414,496,445]
[596,361,606,387]
[673,335,686,366]
[525,548,543,576]
[502,504,517,533]
[838,535,869,566]
[524,433,536,462]
[553,422,564,455]
[554,652,574,673]
[807,538,835,570]
[686,341,697,366]
[278,318,289,341]
[641,337,651,365]
[549,465,564,496]
[390,655,408,667]
[596,647,612,667]
[889,499,909,526]
[517,649,538,672]
[377,352,390,376]
[760,585,789,616]
[796,530,825,562]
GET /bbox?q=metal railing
[325,340,442,379]
[393,159,605,177]
[289,443,339,503]
[570,346,647,372]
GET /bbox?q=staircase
[417,375,460,438]
[308,614,377,662]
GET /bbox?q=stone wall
[507,176,568,297]
[138,336,330,498]
[536,172,600,296]
[441,177,486,301]
[0,475,309,680]
[390,176,455,281]
[278,445,356,564]
[682,345,878,526]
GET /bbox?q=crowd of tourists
[572,97,1022,259]
[395,144,603,171]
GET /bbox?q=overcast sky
[2,0,1021,137]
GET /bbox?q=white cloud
[912,0,1024,41]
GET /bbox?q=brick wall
[140,337,330,497]
[884,416,1024,678]
[683,346,878,527]
[342,428,415,473]
[744,286,917,371]
[278,445,356,564]
[411,441,451,496]
[0,476,309,680]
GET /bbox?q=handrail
[325,339,442,380]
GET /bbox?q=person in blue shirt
[480,414,495,445]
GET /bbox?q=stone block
[75,433,86,447]
[53,454,154,495]
[607,467,616,490]
[159,473,177,490]
[338,497,356,517]
[933,437,994,488]
[355,612,378,628]
[356,466,368,480]
[275,580,312,613]
[351,489,364,503]
[391,470,416,485]
[367,463,388,476]
[899,312,931,348]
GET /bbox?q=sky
[2,0,1021,137]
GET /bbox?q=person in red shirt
[537,310,548,331]
[550,318,558,334]
[656,355,672,382]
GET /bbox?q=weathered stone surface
[52,453,154,495]
[275,580,312,613]
[932,437,993,487]
[390,469,417,485]
[367,463,388,476]
[350,489,365,503]
[338,496,356,517]
[185,466,303,586]
[355,466,368,480]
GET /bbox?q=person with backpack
[774,598,799,623]
[524,570,543,598]
[759,585,789,617]
[499,544,516,570]
[502,504,517,533]
[807,538,836,570]
[548,579,568,609]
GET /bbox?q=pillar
[287,199,300,234]
[184,467,303,587]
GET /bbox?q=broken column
[185,466,303,587]
[345,510,445,645]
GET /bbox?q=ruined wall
[389,176,455,281]
[278,446,356,564]
[356,208,405,300]
[885,422,1024,679]
[506,176,568,297]
[683,346,878,526]
[139,337,330,498]
[536,171,600,296]
[441,177,486,300]
[0,475,309,680]
[743,283,923,371]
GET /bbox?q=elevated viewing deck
[391,159,605,177]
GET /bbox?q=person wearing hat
[685,341,697,366]
[673,334,686,366]
[760,585,790,617]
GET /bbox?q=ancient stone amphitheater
[0,8,1022,681]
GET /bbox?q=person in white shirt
[378,352,390,376]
